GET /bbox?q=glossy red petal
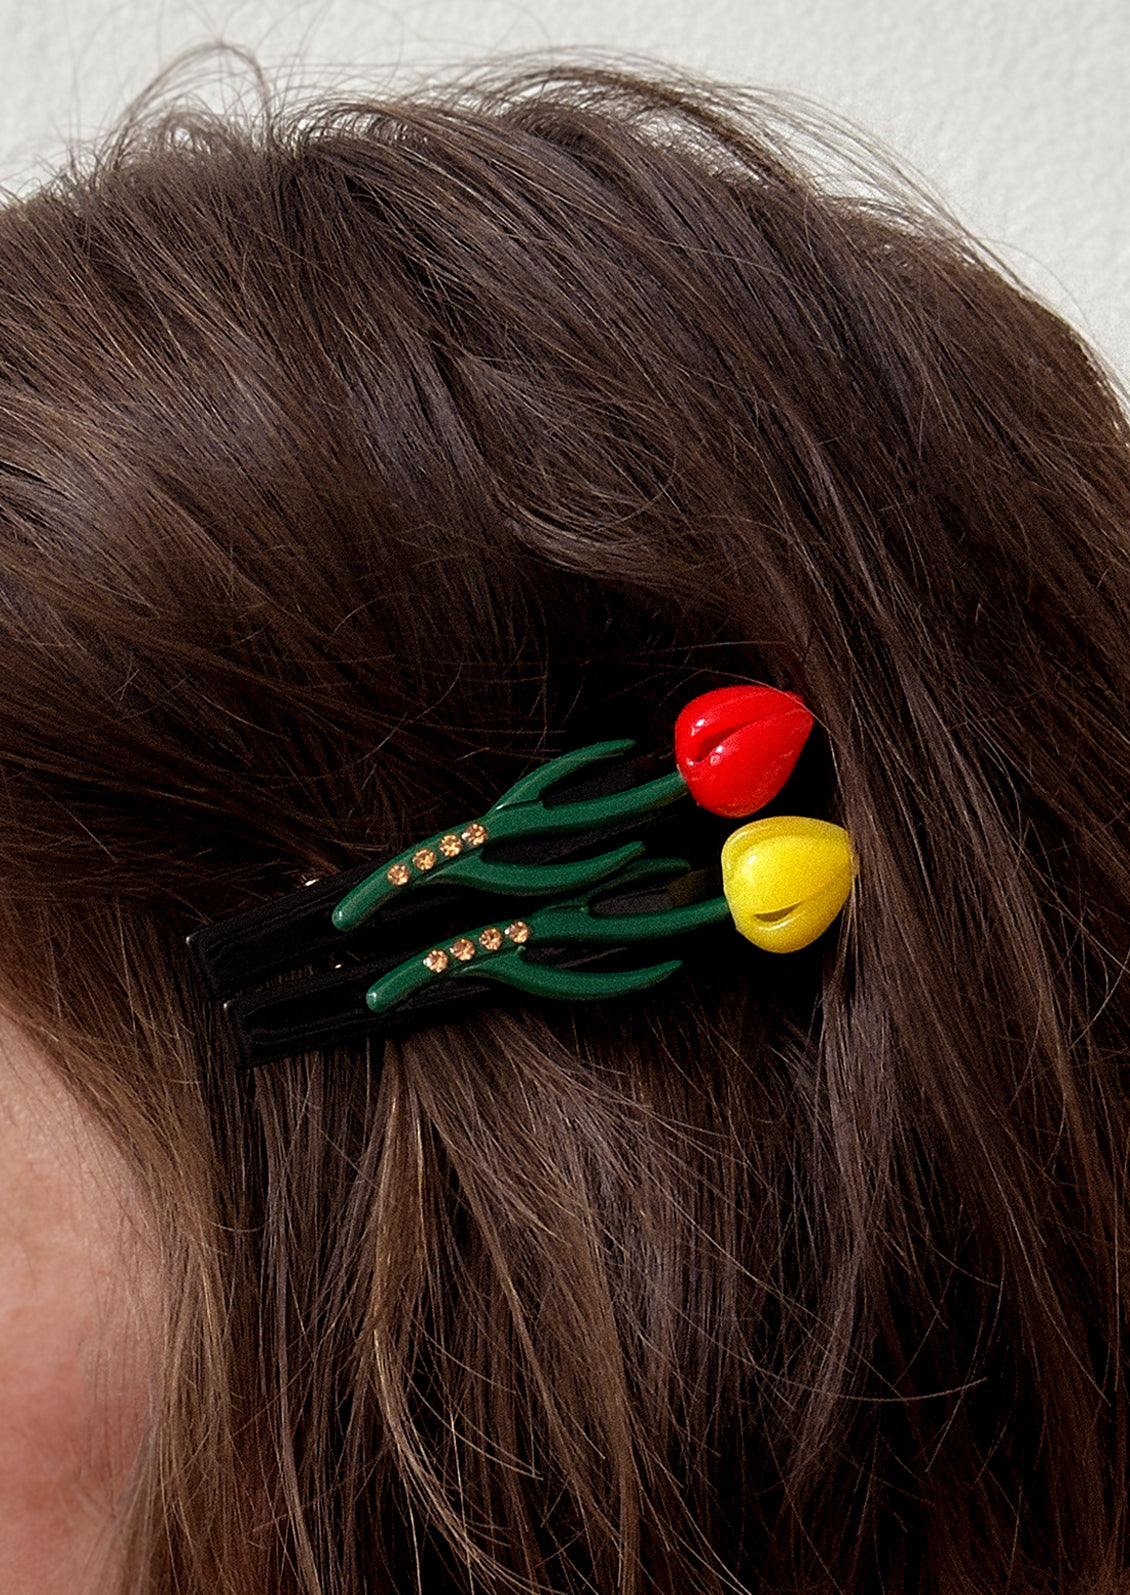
[675,685,813,818]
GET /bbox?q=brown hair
[0,60,1129,1594]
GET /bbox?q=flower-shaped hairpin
[189,686,855,1066]
[674,687,854,953]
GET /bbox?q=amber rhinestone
[505,920,531,945]
[438,833,462,858]
[451,937,476,962]
[462,822,488,847]
[423,949,449,974]
[412,847,438,871]
[479,926,504,952]
[387,862,412,887]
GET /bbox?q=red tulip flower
[675,685,814,818]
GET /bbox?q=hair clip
[188,685,855,1066]
[330,740,688,933]
[364,856,729,1016]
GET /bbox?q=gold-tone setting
[462,822,488,847]
[423,949,449,974]
[451,937,476,962]
[439,833,462,858]
[479,926,504,952]
[413,847,438,871]
[505,920,531,945]
[387,862,412,887]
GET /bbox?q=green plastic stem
[332,742,688,933]
[364,860,729,1019]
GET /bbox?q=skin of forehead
[0,1015,157,1594]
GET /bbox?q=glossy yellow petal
[721,815,855,953]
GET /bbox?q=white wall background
[0,0,1126,379]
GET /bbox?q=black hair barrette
[188,687,854,1066]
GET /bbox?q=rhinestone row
[385,822,488,888]
[423,920,530,975]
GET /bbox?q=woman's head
[0,62,1129,1594]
